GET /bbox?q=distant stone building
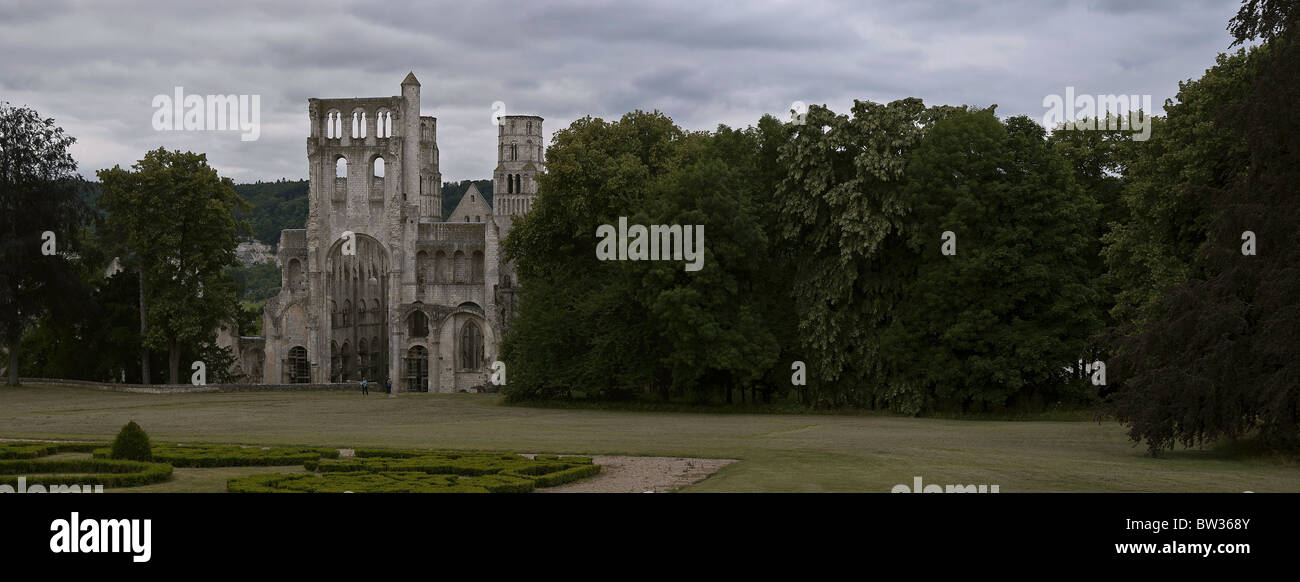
[234,73,542,392]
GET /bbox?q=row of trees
[501,2,1299,453]
[501,104,1101,412]
[0,109,250,386]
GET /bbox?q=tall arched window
[326,111,342,139]
[471,251,484,282]
[287,258,303,291]
[507,174,513,194]
[352,110,367,138]
[330,341,340,381]
[415,251,429,288]
[460,321,483,370]
[358,339,369,379]
[336,157,347,178]
[373,157,385,178]
[453,251,467,282]
[409,311,428,338]
[435,251,449,282]
[340,342,352,380]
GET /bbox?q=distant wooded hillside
[231,178,494,246]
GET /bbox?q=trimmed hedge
[508,463,603,487]
[352,448,524,460]
[0,459,173,488]
[532,454,594,465]
[0,441,105,459]
[307,456,565,476]
[227,471,537,493]
[93,444,340,467]
[295,450,600,492]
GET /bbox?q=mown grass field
[1,382,1296,492]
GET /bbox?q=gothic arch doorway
[405,345,429,393]
[286,346,310,384]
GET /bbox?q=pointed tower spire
[401,71,420,86]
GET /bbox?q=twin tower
[244,73,542,393]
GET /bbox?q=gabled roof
[401,71,420,86]
[447,183,493,223]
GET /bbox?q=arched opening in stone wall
[453,251,466,283]
[352,110,367,139]
[286,346,310,384]
[330,341,340,382]
[340,341,351,381]
[460,321,483,371]
[326,110,342,139]
[327,233,389,383]
[409,311,428,338]
[416,250,430,294]
[406,345,429,393]
[435,251,449,282]
[358,338,369,380]
[286,258,304,292]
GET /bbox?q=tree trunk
[6,332,19,387]
[138,269,150,384]
[168,338,181,384]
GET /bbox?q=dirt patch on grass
[522,454,737,493]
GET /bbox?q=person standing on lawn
[361,377,369,395]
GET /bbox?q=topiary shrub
[110,421,152,461]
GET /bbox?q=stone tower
[493,114,544,240]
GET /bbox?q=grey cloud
[0,0,1245,185]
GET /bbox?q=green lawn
[1,382,1295,492]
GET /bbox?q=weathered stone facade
[245,73,541,392]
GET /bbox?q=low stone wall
[18,378,361,394]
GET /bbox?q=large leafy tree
[97,148,250,384]
[775,101,1101,412]
[885,111,1100,412]
[502,113,679,400]
[1101,50,1257,330]
[0,103,90,386]
[772,98,933,407]
[1047,113,1142,345]
[501,111,788,403]
[1110,14,1300,453]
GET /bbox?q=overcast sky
[1,0,1247,183]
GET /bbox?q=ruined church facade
[245,73,541,392]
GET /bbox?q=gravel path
[522,454,737,493]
